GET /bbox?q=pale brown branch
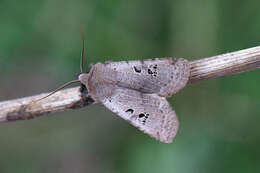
[0,46,260,122]
[189,46,260,83]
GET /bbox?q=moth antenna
[80,28,85,73]
[34,80,80,102]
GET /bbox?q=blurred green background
[0,0,260,172]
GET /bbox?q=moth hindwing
[78,58,190,143]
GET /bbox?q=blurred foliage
[0,0,260,173]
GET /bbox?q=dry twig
[0,46,259,122]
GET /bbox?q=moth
[41,33,190,143]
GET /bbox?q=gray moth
[79,58,190,143]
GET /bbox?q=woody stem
[0,46,260,122]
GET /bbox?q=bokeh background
[0,0,260,172]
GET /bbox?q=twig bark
[0,46,260,122]
[189,46,260,83]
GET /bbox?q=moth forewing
[101,87,179,143]
[104,58,190,97]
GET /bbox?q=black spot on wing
[147,65,157,77]
[139,113,145,118]
[134,66,141,73]
[126,109,134,114]
[148,69,153,74]
[139,113,150,124]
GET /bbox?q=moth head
[78,73,89,86]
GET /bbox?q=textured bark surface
[0,85,94,122]
[189,46,260,83]
[0,46,259,122]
